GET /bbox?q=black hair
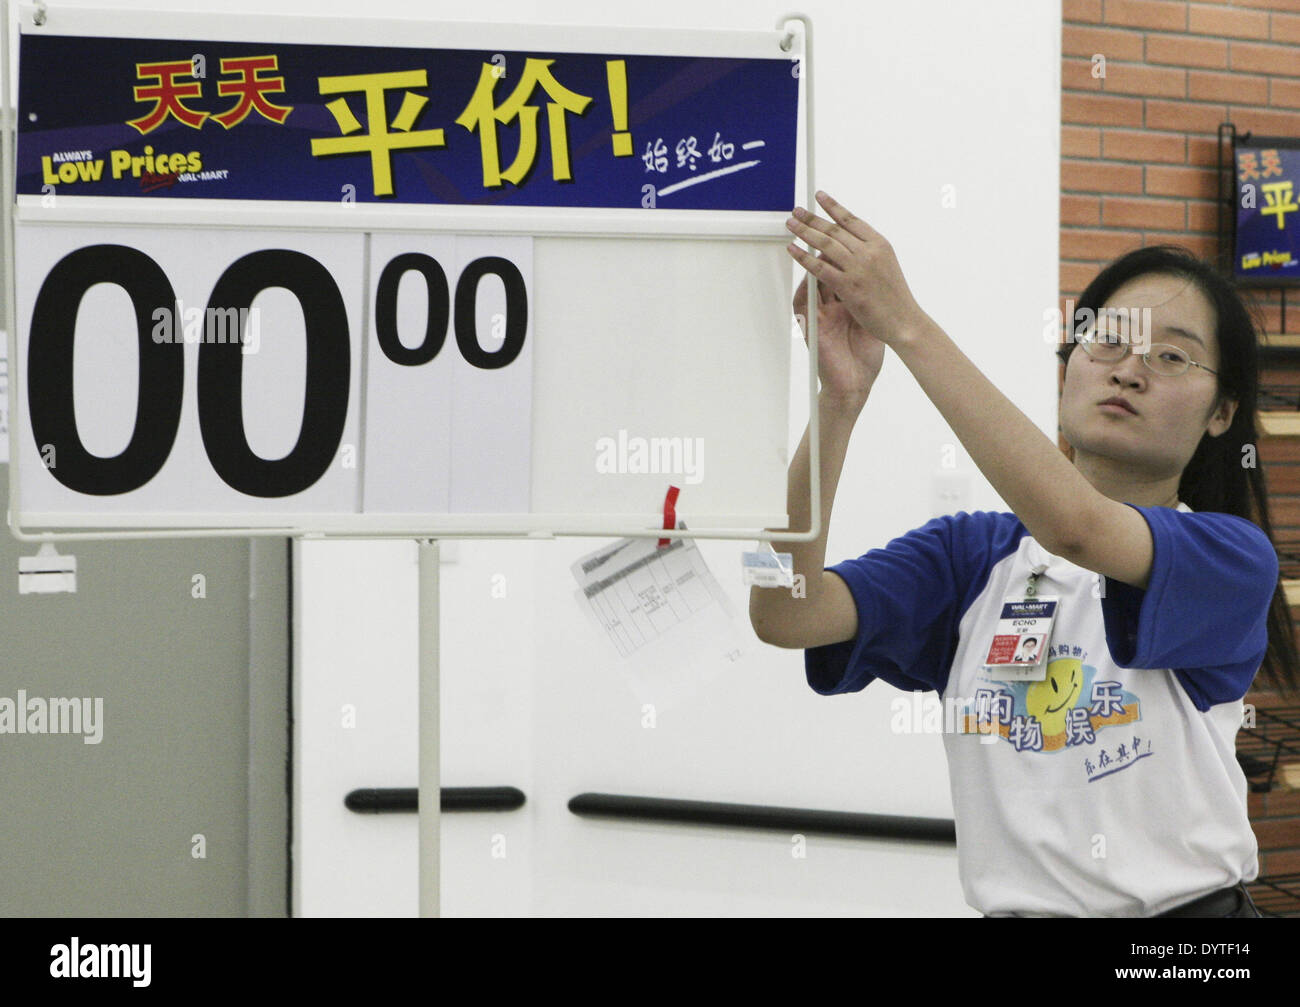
[1056,245,1299,695]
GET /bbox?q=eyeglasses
[1073,327,1218,377]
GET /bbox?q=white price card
[570,525,746,708]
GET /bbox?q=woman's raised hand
[792,272,886,409]
[786,191,932,406]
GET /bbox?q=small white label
[741,548,794,588]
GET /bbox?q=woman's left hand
[784,190,931,349]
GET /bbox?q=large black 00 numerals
[198,249,349,498]
[374,252,527,370]
[28,244,347,498]
[28,244,528,499]
[29,244,184,496]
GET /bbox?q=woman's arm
[784,191,1156,588]
[891,315,1154,587]
[750,269,888,649]
[748,389,866,649]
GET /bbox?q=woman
[751,191,1299,917]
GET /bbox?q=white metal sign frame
[1,4,822,548]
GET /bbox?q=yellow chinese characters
[309,70,447,198]
[455,57,593,187]
[1261,181,1297,230]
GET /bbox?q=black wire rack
[1237,703,1300,793]
[1246,872,1300,918]
[1238,702,1300,916]
[1275,545,1300,582]
[1259,383,1300,411]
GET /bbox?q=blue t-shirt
[805,502,1277,916]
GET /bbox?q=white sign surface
[13,223,533,525]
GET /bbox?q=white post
[418,538,440,916]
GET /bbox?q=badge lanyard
[983,560,1057,681]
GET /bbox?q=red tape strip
[658,485,680,548]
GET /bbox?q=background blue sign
[1234,139,1300,286]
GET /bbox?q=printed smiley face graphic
[1025,659,1083,737]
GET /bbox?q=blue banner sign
[1235,138,1300,285]
[17,33,799,211]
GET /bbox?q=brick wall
[1244,691,1300,908]
[1060,0,1300,360]
[1059,0,1300,911]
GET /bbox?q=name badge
[983,595,1058,681]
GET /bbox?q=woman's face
[1059,272,1237,477]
